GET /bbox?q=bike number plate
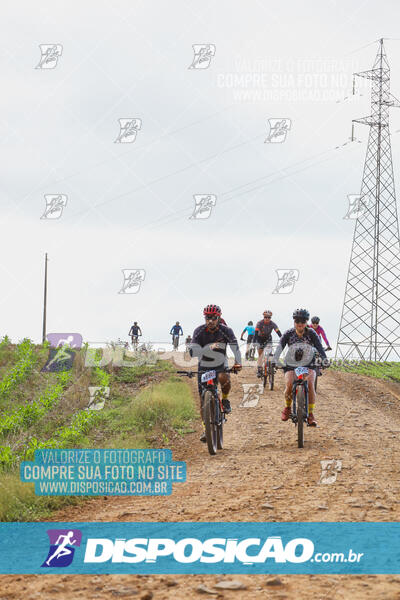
[201,370,216,382]
[295,366,309,376]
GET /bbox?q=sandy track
[2,366,400,599]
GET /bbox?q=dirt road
[2,366,400,599]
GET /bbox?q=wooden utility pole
[42,253,48,343]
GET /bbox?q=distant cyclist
[310,316,332,350]
[240,321,255,360]
[190,304,242,441]
[273,308,328,427]
[129,322,142,348]
[185,334,192,352]
[170,321,183,350]
[255,311,282,377]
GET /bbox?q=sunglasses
[263,316,271,319]
[294,318,307,324]
[205,315,219,321]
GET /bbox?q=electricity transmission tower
[336,38,400,361]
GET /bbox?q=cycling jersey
[170,325,183,336]
[274,327,327,363]
[243,325,255,336]
[190,323,241,368]
[129,325,141,336]
[314,325,330,347]
[254,320,280,341]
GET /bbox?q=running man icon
[42,529,82,568]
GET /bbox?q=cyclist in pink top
[310,317,332,350]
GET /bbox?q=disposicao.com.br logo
[83,536,362,565]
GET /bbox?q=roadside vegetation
[332,360,400,382]
[0,337,197,521]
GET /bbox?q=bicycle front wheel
[296,387,305,449]
[203,390,217,455]
[216,402,224,450]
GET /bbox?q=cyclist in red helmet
[190,304,242,442]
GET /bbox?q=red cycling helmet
[203,304,222,316]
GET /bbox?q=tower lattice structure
[336,39,400,361]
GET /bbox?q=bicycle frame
[291,371,309,424]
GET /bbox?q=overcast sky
[1,0,400,349]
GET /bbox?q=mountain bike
[275,364,311,449]
[177,368,238,455]
[262,342,275,390]
[291,365,310,448]
[172,335,180,351]
[131,334,141,351]
[243,338,256,361]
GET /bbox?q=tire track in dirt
[2,365,400,598]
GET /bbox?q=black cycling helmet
[311,316,320,324]
[248,321,253,326]
[292,308,310,320]
[134,321,138,325]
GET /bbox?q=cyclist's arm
[319,326,330,347]
[274,327,282,338]
[240,328,246,339]
[179,327,183,336]
[273,331,289,362]
[189,328,203,358]
[310,329,327,360]
[129,327,133,335]
[225,328,242,365]
[138,327,142,336]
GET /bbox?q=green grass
[0,358,197,521]
[113,360,174,383]
[0,473,81,521]
[331,360,400,382]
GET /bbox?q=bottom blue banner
[0,522,399,574]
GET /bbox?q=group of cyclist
[189,304,331,441]
[129,304,332,442]
[128,321,187,351]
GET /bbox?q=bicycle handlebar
[177,368,240,378]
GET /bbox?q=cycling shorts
[197,360,229,396]
[256,337,272,350]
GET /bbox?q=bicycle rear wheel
[203,390,217,455]
[296,387,305,448]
